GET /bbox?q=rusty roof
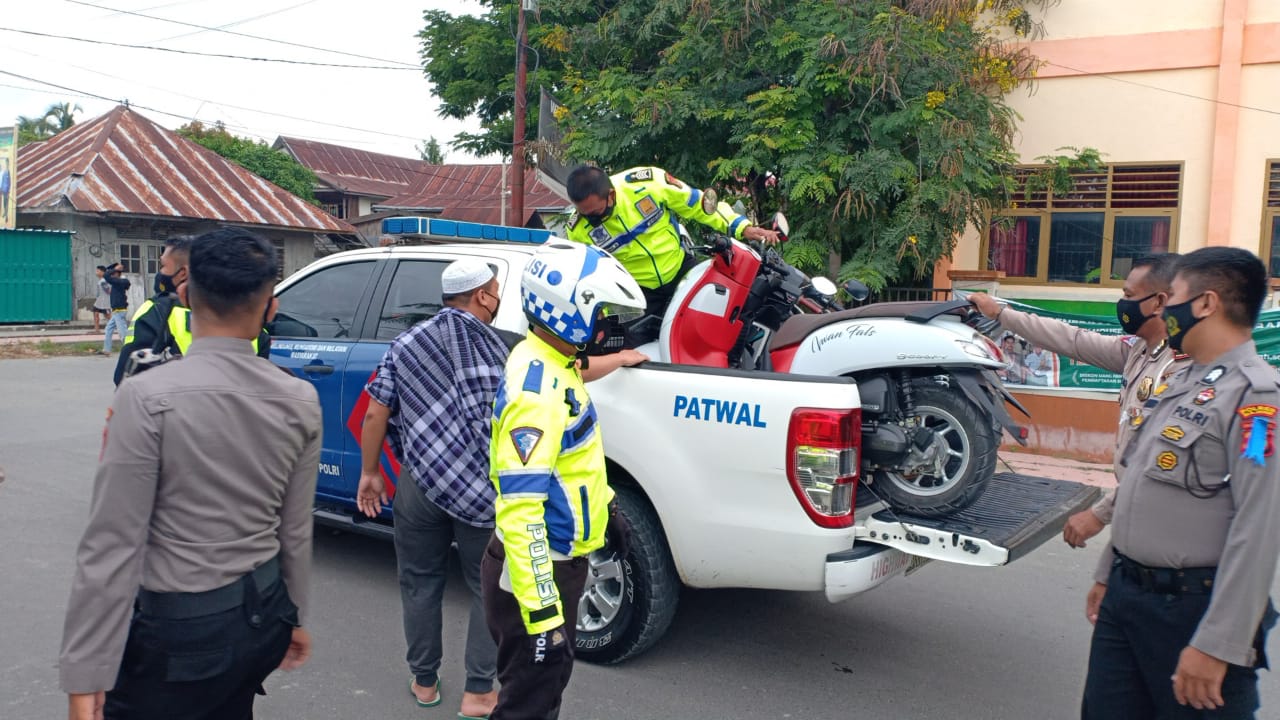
[377,164,568,226]
[275,137,570,224]
[275,136,425,198]
[18,106,356,234]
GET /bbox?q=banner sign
[972,296,1280,392]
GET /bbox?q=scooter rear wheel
[869,382,998,517]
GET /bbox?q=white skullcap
[441,258,494,295]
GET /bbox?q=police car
[270,219,1099,664]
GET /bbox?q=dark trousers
[1082,561,1276,720]
[104,571,297,720]
[392,480,497,693]
[626,252,699,347]
[481,536,588,720]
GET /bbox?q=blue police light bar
[381,216,554,244]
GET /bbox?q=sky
[0,0,490,162]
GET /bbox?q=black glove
[605,500,632,560]
[530,626,570,665]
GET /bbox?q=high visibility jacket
[566,166,751,289]
[116,295,268,386]
[489,332,613,634]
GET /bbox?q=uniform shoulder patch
[624,168,653,183]
[1122,336,1142,348]
[1239,404,1277,465]
[510,427,544,466]
[663,172,684,189]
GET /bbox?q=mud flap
[951,368,1029,446]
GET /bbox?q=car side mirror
[843,280,870,303]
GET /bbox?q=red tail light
[786,408,861,528]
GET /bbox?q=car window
[376,259,498,341]
[273,260,375,339]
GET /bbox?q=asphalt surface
[3,355,1279,720]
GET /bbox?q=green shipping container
[0,228,73,322]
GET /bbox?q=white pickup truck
[268,239,1099,664]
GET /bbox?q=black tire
[574,485,680,665]
[869,381,998,517]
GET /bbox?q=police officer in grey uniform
[59,228,322,720]
[1082,247,1280,719]
[969,254,1189,549]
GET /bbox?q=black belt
[1114,550,1215,596]
[137,556,281,620]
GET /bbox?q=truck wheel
[871,382,998,517]
[575,486,680,665]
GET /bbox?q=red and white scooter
[634,215,1028,517]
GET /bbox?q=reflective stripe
[544,483,575,555]
[686,188,701,208]
[728,216,747,238]
[579,486,591,541]
[496,469,552,497]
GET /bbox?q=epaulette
[623,168,654,183]
[1122,335,1141,348]
[1239,358,1280,392]
[567,210,581,228]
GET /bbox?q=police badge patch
[1239,405,1278,465]
[1194,388,1215,405]
[510,427,544,466]
[1161,426,1185,441]
[1202,366,1226,384]
[624,168,653,183]
[1156,451,1178,471]
[1136,376,1154,401]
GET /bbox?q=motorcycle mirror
[810,276,837,297]
[771,212,790,238]
[843,279,870,302]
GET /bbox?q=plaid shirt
[366,308,510,527]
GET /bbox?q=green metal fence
[0,228,73,322]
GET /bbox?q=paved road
[3,356,1278,720]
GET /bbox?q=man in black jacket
[99,264,131,356]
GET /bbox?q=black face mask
[478,290,500,324]
[1116,292,1158,335]
[154,272,174,295]
[584,201,615,227]
[1162,293,1206,352]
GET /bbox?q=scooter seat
[768,302,968,351]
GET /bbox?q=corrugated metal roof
[274,136,569,224]
[17,106,356,234]
[378,165,568,226]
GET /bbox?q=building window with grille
[146,244,163,276]
[982,163,1182,286]
[119,243,142,273]
[1261,160,1280,277]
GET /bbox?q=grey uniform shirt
[59,337,322,694]
[999,307,1189,522]
[1095,341,1280,666]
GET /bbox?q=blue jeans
[103,310,128,352]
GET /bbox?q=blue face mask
[1162,293,1205,352]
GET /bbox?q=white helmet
[521,240,646,347]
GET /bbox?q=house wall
[18,211,321,321]
[945,0,1280,460]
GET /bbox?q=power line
[63,0,420,68]
[154,0,322,43]
[3,70,533,198]
[0,27,417,70]
[1044,61,1280,117]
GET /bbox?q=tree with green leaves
[177,122,319,204]
[421,0,1086,289]
[417,136,445,164]
[17,101,82,146]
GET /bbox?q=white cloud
[0,0,491,162]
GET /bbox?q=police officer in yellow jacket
[565,165,781,318]
[114,235,270,385]
[482,241,646,720]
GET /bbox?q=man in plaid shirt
[357,259,510,719]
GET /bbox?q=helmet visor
[598,302,645,326]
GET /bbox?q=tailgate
[857,473,1101,567]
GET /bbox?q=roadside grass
[0,341,113,360]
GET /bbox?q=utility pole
[510,0,531,227]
